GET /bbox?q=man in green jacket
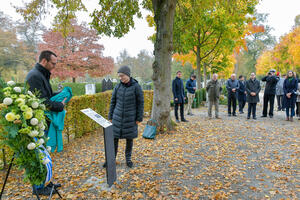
[206,74,223,119]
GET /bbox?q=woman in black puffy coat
[107,66,144,168]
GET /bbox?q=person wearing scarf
[283,71,298,121]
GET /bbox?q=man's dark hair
[176,71,182,74]
[191,74,196,79]
[39,50,57,62]
[239,75,243,79]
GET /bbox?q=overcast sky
[1,0,300,60]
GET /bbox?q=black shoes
[270,115,273,118]
[253,117,257,120]
[232,113,237,117]
[261,115,267,118]
[181,119,189,122]
[247,116,250,119]
[126,161,133,168]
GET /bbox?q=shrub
[220,85,228,105]
[63,90,153,139]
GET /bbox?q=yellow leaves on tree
[256,26,300,75]
[234,22,265,53]
[173,51,197,70]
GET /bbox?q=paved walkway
[0,105,299,199]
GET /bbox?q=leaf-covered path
[1,105,299,199]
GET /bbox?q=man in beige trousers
[185,74,197,115]
[206,74,222,119]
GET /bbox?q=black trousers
[276,95,283,110]
[238,99,246,112]
[296,102,300,116]
[262,94,275,117]
[175,103,184,120]
[114,138,133,162]
[228,93,237,114]
[248,103,257,118]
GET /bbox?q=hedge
[63,90,153,139]
[51,82,118,96]
[220,85,228,105]
[171,88,206,108]
[0,90,153,168]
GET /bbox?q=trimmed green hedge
[170,88,206,108]
[64,90,153,139]
[51,82,118,96]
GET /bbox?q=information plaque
[81,108,116,187]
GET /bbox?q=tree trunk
[196,46,202,89]
[151,0,177,131]
[203,63,207,88]
[234,51,239,74]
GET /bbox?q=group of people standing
[206,72,262,119]
[218,69,300,121]
[173,69,300,122]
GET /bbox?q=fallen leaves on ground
[0,106,299,199]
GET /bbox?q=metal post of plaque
[81,108,116,187]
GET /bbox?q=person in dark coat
[26,50,66,196]
[283,70,298,122]
[237,75,247,114]
[26,51,66,112]
[245,73,261,119]
[226,74,239,116]
[261,69,279,118]
[186,74,197,115]
[172,71,188,123]
[108,65,144,168]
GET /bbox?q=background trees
[39,20,114,82]
[256,15,300,75]
[0,12,35,81]
[172,0,258,87]
[234,13,276,76]
[116,49,154,82]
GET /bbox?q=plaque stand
[103,125,117,187]
[80,108,117,187]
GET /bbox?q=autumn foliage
[256,26,300,75]
[38,20,114,81]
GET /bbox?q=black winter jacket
[261,75,279,95]
[26,63,64,112]
[108,78,144,139]
[172,77,185,104]
[245,78,261,103]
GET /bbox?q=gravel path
[1,104,299,199]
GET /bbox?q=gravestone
[80,108,116,187]
[102,78,113,92]
[85,84,96,95]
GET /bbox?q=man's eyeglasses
[50,61,57,66]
